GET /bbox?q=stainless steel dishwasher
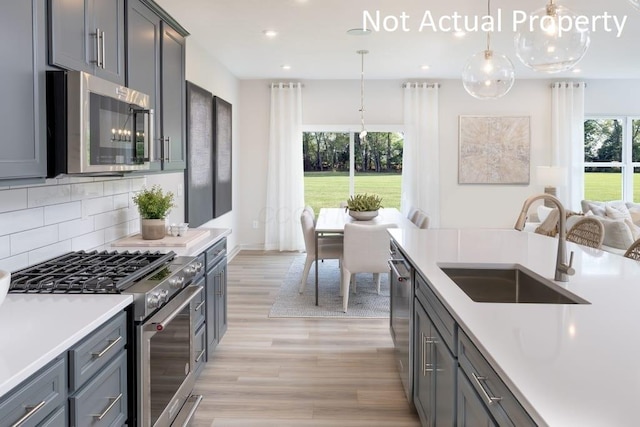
[388,240,413,402]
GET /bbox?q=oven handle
[145,286,202,333]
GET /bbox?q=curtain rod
[402,83,440,88]
[550,82,586,88]
[269,82,304,88]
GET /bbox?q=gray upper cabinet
[127,0,187,171]
[49,0,125,84]
[0,0,47,182]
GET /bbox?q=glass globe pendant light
[461,0,515,99]
[514,0,590,73]
[357,50,368,141]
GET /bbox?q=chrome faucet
[514,194,575,282]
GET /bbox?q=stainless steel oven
[46,70,154,176]
[138,284,203,426]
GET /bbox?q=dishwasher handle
[388,259,411,282]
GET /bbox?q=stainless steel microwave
[46,71,154,176]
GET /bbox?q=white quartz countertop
[110,227,231,257]
[388,228,640,427]
[0,294,132,396]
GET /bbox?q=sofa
[528,200,640,255]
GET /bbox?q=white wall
[236,78,640,249]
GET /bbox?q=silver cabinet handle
[100,30,106,69]
[387,259,410,281]
[147,286,201,332]
[92,393,122,421]
[471,372,503,405]
[92,335,122,359]
[11,401,46,427]
[195,300,205,312]
[163,137,171,161]
[92,28,102,67]
[195,348,206,363]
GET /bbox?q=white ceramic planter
[348,210,379,221]
[141,218,166,240]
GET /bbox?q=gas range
[9,250,205,321]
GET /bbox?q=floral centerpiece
[345,193,383,220]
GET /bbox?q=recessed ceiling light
[421,65,430,70]
[347,28,371,36]
[263,30,278,38]
[281,65,291,70]
[453,31,466,38]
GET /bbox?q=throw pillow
[581,200,605,216]
[535,208,559,237]
[537,205,554,223]
[625,218,640,241]
[605,204,632,221]
[626,202,640,225]
[597,216,635,250]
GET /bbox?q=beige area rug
[268,255,390,318]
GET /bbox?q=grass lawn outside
[584,172,640,202]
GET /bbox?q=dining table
[313,207,417,306]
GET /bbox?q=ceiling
[154,0,640,80]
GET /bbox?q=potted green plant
[345,193,383,220]
[132,185,176,240]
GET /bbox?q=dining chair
[624,238,640,261]
[412,209,430,229]
[299,209,343,293]
[340,222,396,312]
[407,206,418,221]
[566,217,604,249]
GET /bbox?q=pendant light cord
[357,50,368,137]
[486,0,491,52]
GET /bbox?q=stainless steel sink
[439,265,589,304]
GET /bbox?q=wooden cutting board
[111,228,211,247]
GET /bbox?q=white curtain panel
[264,83,305,251]
[401,83,440,227]
[551,82,585,211]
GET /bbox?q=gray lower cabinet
[205,238,228,359]
[0,356,67,426]
[49,0,125,84]
[457,368,497,427]
[0,0,47,182]
[127,0,187,172]
[40,404,68,426]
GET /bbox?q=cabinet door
[216,260,228,340]
[457,368,496,427]
[206,265,219,358]
[49,0,91,73]
[160,22,186,171]
[126,0,162,170]
[92,0,125,84]
[0,0,47,181]
[413,301,433,426]
[433,326,456,425]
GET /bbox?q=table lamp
[536,166,566,207]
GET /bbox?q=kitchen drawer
[415,272,457,355]
[69,311,127,392]
[458,331,535,427]
[70,351,127,427]
[193,323,207,379]
[192,277,206,330]
[0,356,67,427]
[205,238,227,270]
[39,404,67,427]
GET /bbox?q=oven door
[138,285,203,427]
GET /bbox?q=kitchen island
[389,228,640,426]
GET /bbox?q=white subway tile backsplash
[113,193,130,210]
[0,208,44,236]
[0,253,29,273]
[59,217,95,240]
[0,189,27,213]
[129,218,140,234]
[94,210,127,230]
[71,182,104,201]
[0,236,9,259]
[83,196,114,217]
[130,177,147,192]
[28,185,71,207]
[44,201,82,225]
[103,179,130,195]
[72,229,105,251]
[29,241,72,265]
[10,224,59,255]
[104,223,129,243]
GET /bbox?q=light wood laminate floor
[191,251,420,427]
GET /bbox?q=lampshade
[514,1,590,73]
[462,49,515,99]
[536,166,567,186]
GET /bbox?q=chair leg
[299,256,313,294]
[351,274,356,293]
[341,268,351,312]
[373,273,381,294]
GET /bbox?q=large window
[584,117,640,202]
[302,130,403,213]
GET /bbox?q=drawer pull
[195,300,205,312]
[92,336,123,359]
[93,393,123,421]
[195,348,206,363]
[11,400,46,427]
[472,372,503,405]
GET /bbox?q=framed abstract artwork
[213,96,232,217]
[458,115,530,185]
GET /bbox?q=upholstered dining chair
[566,217,605,249]
[340,222,396,312]
[299,209,343,293]
[407,206,418,221]
[412,209,430,229]
[624,238,640,261]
